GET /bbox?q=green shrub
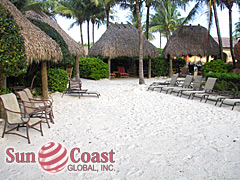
[79,57,109,80]
[201,59,228,75]
[151,57,168,77]
[0,3,27,78]
[27,17,74,68]
[47,68,68,92]
[204,72,240,93]
[0,88,11,95]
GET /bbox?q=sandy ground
[0,78,240,180]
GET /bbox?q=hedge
[204,72,240,93]
[79,57,109,80]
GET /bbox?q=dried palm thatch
[25,10,85,58]
[88,24,159,59]
[0,0,62,64]
[162,25,220,58]
[234,40,240,61]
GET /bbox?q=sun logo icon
[38,142,69,173]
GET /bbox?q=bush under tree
[79,57,109,80]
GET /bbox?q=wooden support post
[169,57,173,78]
[0,76,6,89]
[75,56,80,80]
[148,57,151,78]
[41,61,48,100]
[108,58,111,79]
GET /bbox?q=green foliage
[158,48,163,55]
[47,68,68,92]
[204,72,240,93]
[201,59,228,75]
[0,88,11,95]
[79,57,109,80]
[151,57,168,77]
[27,17,74,68]
[173,57,186,73]
[0,4,27,78]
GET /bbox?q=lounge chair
[0,93,43,144]
[62,78,100,98]
[147,74,178,91]
[180,77,217,99]
[161,75,193,94]
[148,74,179,91]
[169,75,202,96]
[118,67,129,78]
[219,96,240,110]
[15,91,53,128]
[193,91,234,105]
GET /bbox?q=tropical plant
[150,0,185,41]
[0,3,28,88]
[79,57,109,80]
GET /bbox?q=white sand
[0,78,240,179]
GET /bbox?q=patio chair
[23,88,53,106]
[148,74,179,91]
[161,75,193,94]
[62,78,100,98]
[169,75,203,96]
[117,67,129,78]
[0,93,43,144]
[15,91,53,128]
[180,77,217,99]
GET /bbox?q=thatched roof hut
[0,0,62,64]
[0,0,63,99]
[25,10,85,58]
[88,24,159,59]
[162,25,220,58]
[234,40,240,61]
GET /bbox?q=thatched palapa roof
[88,24,159,59]
[162,25,220,58]
[0,0,62,64]
[25,10,85,58]
[234,40,240,61]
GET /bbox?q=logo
[38,142,69,173]
[5,142,115,174]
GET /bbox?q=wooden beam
[169,57,173,78]
[148,57,151,78]
[41,61,48,100]
[108,58,111,79]
[75,56,80,80]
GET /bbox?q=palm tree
[54,0,86,47]
[221,0,239,67]
[150,0,185,41]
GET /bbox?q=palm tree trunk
[212,1,223,60]
[160,31,162,48]
[136,0,145,85]
[87,19,90,53]
[229,8,236,67]
[106,5,110,28]
[92,20,95,44]
[41,61,48,100]
[80,22,84,47]
[145,4,150,40]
